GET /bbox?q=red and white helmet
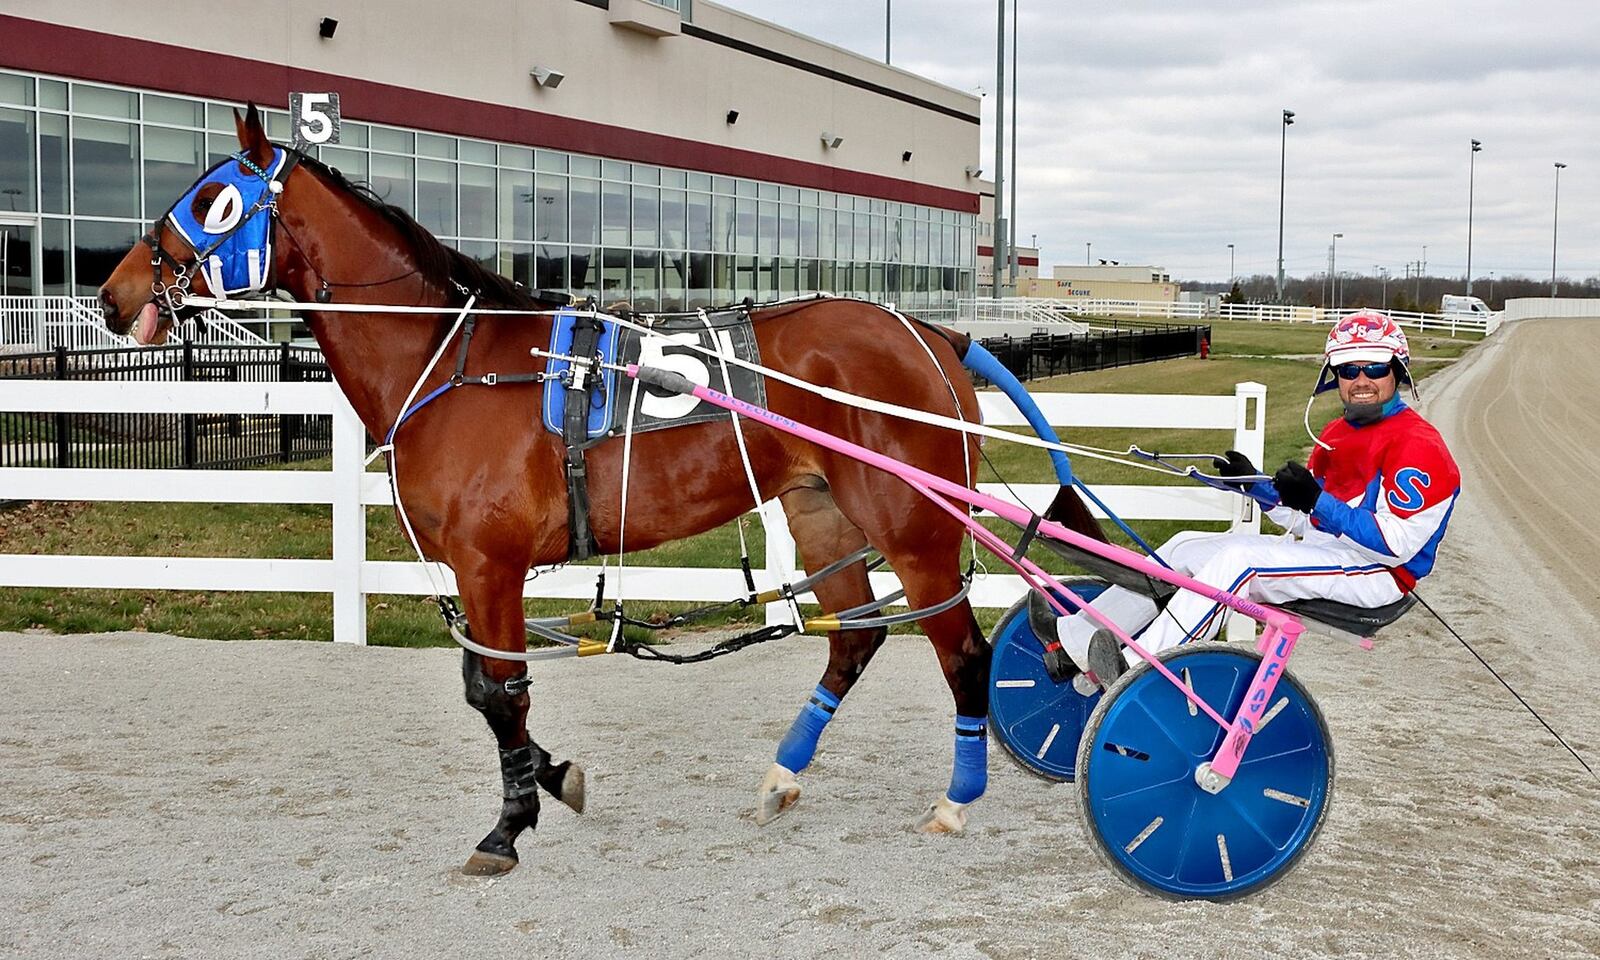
[1324,310,1409,366]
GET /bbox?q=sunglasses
[1334,362,1394,381]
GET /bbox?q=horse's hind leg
[756,483,889,825]
[455,566,585,877]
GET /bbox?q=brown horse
[97,106,1073,876]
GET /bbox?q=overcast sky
[728,0,1598,285]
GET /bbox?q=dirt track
[3,317,1599,959]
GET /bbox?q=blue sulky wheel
[987,578,1109,782]
[1076,641,1334,901]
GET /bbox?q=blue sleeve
[1310,489,1397,559]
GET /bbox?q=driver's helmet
[1316,310,1411,393]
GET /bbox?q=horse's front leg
[456,570,585,877]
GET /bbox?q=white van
[1440,294,1495,317]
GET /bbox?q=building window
[73,118,140,218]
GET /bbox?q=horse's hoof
[461,850,519,877]
[755,763,801,826]
[556,763,586,814]
[913,796,969,835]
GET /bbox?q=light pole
[1276,109,1294,302]
[1085,241,1091,265]
[1551,162,1566,298]
[1330,233,1343,309]
[1377,265,1389,308]
[1489,271,1496,304]
[1227,243,1235,284]
[990,0,1007,298]
[1466,139,1481,295]
[1007,0,1018,286]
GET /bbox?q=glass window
[0,73,33,106]
[885,218,901,262]
[207,133,238,166]
[799,206,817,258]
[712,175,734,195]
[569,155,599,177]
[264,111,291,141]
[819,204,835,259]
[533,173,566,243]
[459,165,495,238]
[40,113,67,214]
[534,149,565,173]
[854,213,870,261]
[757,182,778,200]
[818,260,833,295]
[661,250,687,311]
[711,194,734,253]
[736,179,756,199]
[498,169,533,242]
[535,243,567,291]
[319,145,367,182]
[143,127,204,218]
[735,197,755,254]
[569,178,599,245]
[870,263,885,299]
[687,172,711,191]
[687,192,711,251]
[569,246,598,298]
[416,132,456,159]
[711,253,734,301]
[870,215,885,263]
[779,186,798,204]
[370,126,413,154]
[0,108,35,212]
[834,210,852,259]
[499,145,532,168]
[459,139,495,165]
[779,257,798,297]
[370,153,414,214]
[631,165,660,186]
[914,219,929,264]
[208,102,239,132]
[454,239,496,273]
[75,85,136,119]
[73,219,140,295]
[735,255,756,301]
[601,181,630,246]
[756,200,776,256]
[39,79,67,111]
[687,252,711,304]
[632,249,659,311]
[144,94,203,127]
[601,159,629,181]
[803,259,821,295]
[631,185,659,248]
[415,158,457,235]
[601,247,629,303]
[499,241,533,288]
[73,118,140,218]
[778,203,797,258]
[339,122,369,148]
[659,189,685,250]
[757,257,776,298]
[885,262,899,298]
[661,169,686,189]
[42,217,69,295]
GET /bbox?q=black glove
[1273,461,1322,513]
[1211,450,1258,491]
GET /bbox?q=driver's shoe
[1085,628,1128,689]
[1027,591,1078,684]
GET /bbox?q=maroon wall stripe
[0,15,978,214]
[977,247,1039,266]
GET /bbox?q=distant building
[1019,264,1177,302]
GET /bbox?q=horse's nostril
[98,288,118,321]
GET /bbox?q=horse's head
[99,104,290,344]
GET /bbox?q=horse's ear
[233,102,273,167]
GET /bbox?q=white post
[331,389,368,644]
[762,499,797,627]
[1226,380,1268,643]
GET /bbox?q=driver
[1039,310,1462,686]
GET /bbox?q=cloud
[725,0,1598,281]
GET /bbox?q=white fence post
[331,390,368,645]
[1226,380,1267,643]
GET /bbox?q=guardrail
[0,378,1265,645]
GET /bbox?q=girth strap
[562,313,606,560]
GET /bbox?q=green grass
[1,319,1477,646]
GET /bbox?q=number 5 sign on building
[289,92,341,147]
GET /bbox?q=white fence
[956,298,1090,333]
[973,297,1493,336]
[0,295,271,352]
[0,378,1265,645]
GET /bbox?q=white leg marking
[1124,816,1164,854]
[1035,722,1061,760]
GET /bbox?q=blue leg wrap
[947,714,989,804]
[774,685,841,773]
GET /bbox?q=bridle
[140,147,302,315]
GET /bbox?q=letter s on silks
[164,148,290,296]
[774,685,840,773]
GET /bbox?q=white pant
[1055,530,1405,668]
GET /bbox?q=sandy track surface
[3,318,1599,959]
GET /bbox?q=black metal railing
[971,325,1210,384]
[0,343,332,470]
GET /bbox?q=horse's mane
[294,151,545,310]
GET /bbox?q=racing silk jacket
[1266,400,1461,592]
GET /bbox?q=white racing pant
[1055,529,1405,669]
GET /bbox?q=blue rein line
[385,380,457,445]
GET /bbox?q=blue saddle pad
[541,308,621,441]
[541,309,767,441]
